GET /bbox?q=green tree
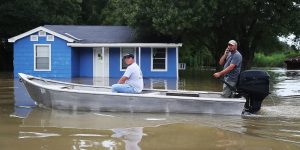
[101,0,127,25]
[80,0,109,24]
[111,0,300,69]
[42,0,81,24]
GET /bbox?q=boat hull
[19,73,246,115]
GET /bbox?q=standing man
[112,54,144,93]
[213,40,242,97]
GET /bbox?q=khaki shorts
[222,79,237,98]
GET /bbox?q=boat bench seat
[166,92,200,97]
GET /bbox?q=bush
[253,51,300,67]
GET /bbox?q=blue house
[8,25,182,78]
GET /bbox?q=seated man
[112,54,144,93]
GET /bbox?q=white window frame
[46,35,54,41]
[34,44,51,71]
[30,35,38,41]
[38,30,46,37]
[120,47,137,71]
[151,47,168,72]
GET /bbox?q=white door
[93,47,109,77]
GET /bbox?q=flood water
[1,68,300,150]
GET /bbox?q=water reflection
[15,107,300,146]
[269,68,300,97]
[19,131,60,139]
[112,128,143,150]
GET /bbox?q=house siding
[78,48,93,77]
[71,48,80,77]
[141,47,177,78]
[109,47,177,78]
[14,32,72,78]
[109,47,122,78]
[70,47,93,77]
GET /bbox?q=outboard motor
[235,70,270,114]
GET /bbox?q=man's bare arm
[213,64,236,78]
[219,49,229,65]
[118,76,129,84]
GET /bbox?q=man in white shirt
[112,54,144,93]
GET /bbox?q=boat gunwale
[18,73,246,103]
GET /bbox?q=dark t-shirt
[224,51,242,82]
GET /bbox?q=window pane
[36,63,49,70]
[121,47,135,69]
[153,62,166,69]
[46,35,54,41]
[152,48,166,70]
[153,49,166,58]
[36,46,49,57]
[153,59,165,64]
[36,45,50,70]
[39,31,46,36]
[36,57,49,69]
[30,35,38,41]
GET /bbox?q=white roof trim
[67,43,182,47]
[8,26,75,43]
[64,33,82,41]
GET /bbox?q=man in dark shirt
[213,40,243,97]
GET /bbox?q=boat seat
[166,92,199,97]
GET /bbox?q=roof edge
[67,43,182,48]
[8,26,75,43]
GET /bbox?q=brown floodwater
[0,68,300,150]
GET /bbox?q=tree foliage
[110,0,300,69]
[80,0,109,24]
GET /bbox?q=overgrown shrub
[253,51,300,67]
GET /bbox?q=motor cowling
[236,70,270,114]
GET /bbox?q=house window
[46,35,54,41]
[30,35,38,41]
[34,44,51,71]
[152,48,167,71]
[120,47,136,70]
[38,31,46,36]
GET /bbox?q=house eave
[67,43,183,48]
[8,26,75,43]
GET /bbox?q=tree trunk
[239,39,256,70]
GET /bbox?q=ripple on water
[272,70,300,97]
[19,132,60,139]
[260,106,300,118]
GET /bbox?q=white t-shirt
[123,62,144,93]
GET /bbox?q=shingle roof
[43,25,136,43]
